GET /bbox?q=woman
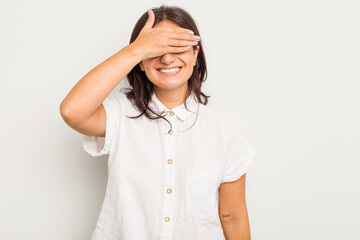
[60,5,256,240]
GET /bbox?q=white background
[1,0,359,239]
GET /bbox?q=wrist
[126,42,144,63]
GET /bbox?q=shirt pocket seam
[185,173,219,224]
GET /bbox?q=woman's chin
[153,80,188,91]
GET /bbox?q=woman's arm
[221,218,251,240]
[60,44,142,127]
[219,173,251,240]
[60,9,196,131]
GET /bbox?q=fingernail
[195,36,200,40]
[189,30,194,35]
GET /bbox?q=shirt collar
[149,91,199,121]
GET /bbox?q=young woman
[60,5,256,240]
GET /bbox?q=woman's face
[139,20,200,94]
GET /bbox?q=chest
[113,116,226,181]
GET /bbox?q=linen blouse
[82,89,256,240]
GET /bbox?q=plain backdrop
[1,0,359,239]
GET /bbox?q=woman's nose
[160,53,175,65]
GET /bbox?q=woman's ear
[193,45,200,66]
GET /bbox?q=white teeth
[159,67,181,73]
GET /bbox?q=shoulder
[106,90,133,108]
[199,104,245,131]
[109,90,128,101]
[101,90,135,119]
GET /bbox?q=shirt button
[167,159,173,164]
[168,129,173,135]
[166,188,172,194]
[169,111,174,116]
[165,217,170,222]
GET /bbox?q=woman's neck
[153,86,189,110]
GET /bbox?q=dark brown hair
[123,4,210,128]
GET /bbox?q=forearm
[60,43,142,125]
[222,219,251,240]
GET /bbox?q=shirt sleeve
[220,120,257,183]
[82,91,121,157]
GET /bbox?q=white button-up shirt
[82,90,256,240]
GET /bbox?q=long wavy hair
[123,4,210,128]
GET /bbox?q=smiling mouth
[157,66,182,71]
[157,66,183,76]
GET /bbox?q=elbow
[59,101,79,126]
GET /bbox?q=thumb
[143,9,155,29]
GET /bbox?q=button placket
[160,113,177,239]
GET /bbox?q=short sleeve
[82,91,121,157]
[220,121,257,183]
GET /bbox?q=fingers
[155,25,196,37]
[171,46,193,53]
[167,38,199,48]
[166,31,200,50]
[168,31,200,41]
[144,9,155,29]
[175,27,195,35]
